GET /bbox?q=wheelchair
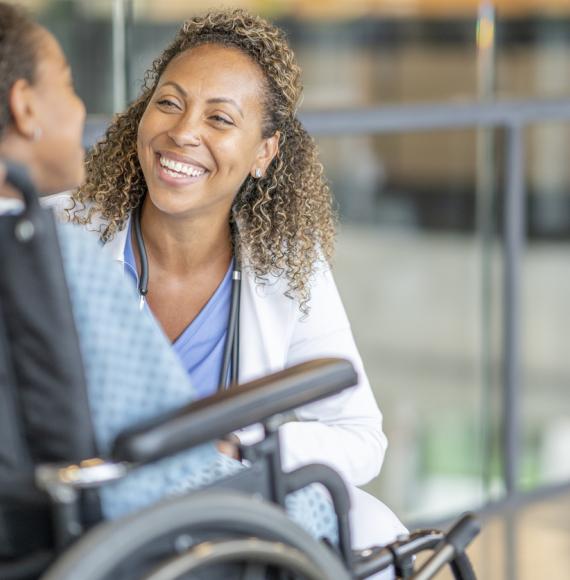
[0,162,480,580]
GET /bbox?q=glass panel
[24,0,570,119]
[316,130,501,521]
[497,4,570,100]
[129,0,482,107]
[128,0,570,106]
[521,122,570,490]
[24,0,116,115]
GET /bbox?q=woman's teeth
[159,156,205,177]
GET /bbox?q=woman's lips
[155,153,209,186]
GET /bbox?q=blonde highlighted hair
[71,9,336,313]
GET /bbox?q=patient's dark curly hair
[0,2,41,137]
[72,9,336,313]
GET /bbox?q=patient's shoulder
[43,192,106,236]
[42,191,76,221]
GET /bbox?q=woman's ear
[251,131,280,178]
[7,78,38,140]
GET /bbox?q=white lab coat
[45,193,406,572]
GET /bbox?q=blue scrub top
[123,223,232,399]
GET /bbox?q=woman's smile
[155,152,209,188]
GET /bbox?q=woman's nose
[167,117,201,147]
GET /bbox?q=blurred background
[16,0,570,577]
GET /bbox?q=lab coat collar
[104,215,130,265]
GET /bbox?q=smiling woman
[133,41,281,343]
[48,9,406,563]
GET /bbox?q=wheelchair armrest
[111,358,357,464]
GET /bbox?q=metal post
[502,124,525,496]
[476,0,497,502]
[125,0,134,104]
[504,510,519,580]
[112,0,127,113]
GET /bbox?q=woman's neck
[138,199,233,277]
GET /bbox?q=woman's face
[137,43,278,219]
[27,28,86,194]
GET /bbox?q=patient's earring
[254,168,262,179]
[32,127,43,142]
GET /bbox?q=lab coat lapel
[239,269,293,383]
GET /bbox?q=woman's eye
[157,98,179,109]
[211,114,233,126]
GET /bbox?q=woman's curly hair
[72,9,336,313]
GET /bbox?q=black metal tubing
[112,358,357,464]
[283,463,353,567]
[352,533,443,579]
[352,523,477,580]
[411,513,480,580]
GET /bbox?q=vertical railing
[476,0,497,502]
[503,123,525,496]
[112,0,134,112]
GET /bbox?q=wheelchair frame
[36,361,479,580]
[0,161,480,580]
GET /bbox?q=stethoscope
[133,204,241,391]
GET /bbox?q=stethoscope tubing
[134,204,149,298]
[133,203,241,391]
[220,268,241,390]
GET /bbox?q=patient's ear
[8,78,38,140]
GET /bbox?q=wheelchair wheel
[41,490,351,580]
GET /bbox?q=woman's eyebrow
[206,97,244,119]
[159,81,187,96]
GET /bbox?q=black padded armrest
[111,358,357,464]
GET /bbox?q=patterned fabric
[54,222,337,542]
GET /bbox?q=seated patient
[50,9,406,552]
[0,2,336,543]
